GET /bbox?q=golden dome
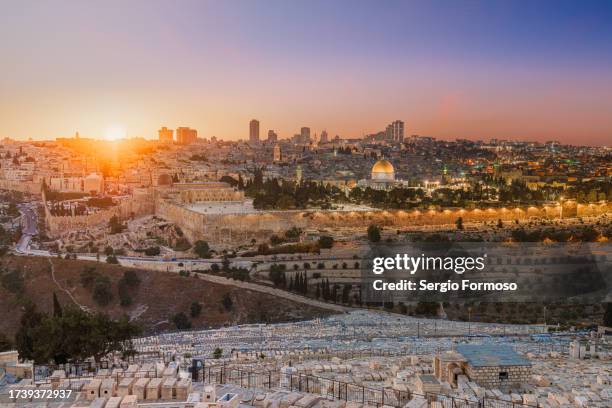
[372,159,394,174]
[371,159,395,182]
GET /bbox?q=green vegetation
[318,235,334,249]
[118,270,141,307]
[92,275,113,306]
[52,292,63,317]
[194,240,211,258]
[604,303,612,327]
[213,347,223,359]
[288,272,308,295]
[243,169,346,209]
[172,312,192,330]
[1,269,25,295]
[144,246,160,256]
[236,170,611,210]
[221,293,233,310]
[269,264,287,287]
[367,225,381,242]
[0,333,13,352]
[455,217,464,230]
[253,242,319,256]
[80,267,115,306]
[15,302,140,363]
[190,301,202,318]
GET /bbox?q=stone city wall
[42,187,611,241]
[44,191,155,237]
[0,180,41,195]
[156,199,611,245]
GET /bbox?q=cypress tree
[52,292,63,317]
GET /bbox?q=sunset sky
[1,0,611,145]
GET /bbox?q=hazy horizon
[1,1,611,145]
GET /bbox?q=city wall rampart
[0,180,41,195]
[156,199,610,245]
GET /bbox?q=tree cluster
[15,302,141,364]
[288,272,308,294]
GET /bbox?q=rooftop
[456,344,531,367]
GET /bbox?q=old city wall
[159,200,611,245]
[44,190,155,237]
[0,180,41,195]
[45,198,611,241]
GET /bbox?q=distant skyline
[1,1,611,145]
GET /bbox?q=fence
[198,365,536,408]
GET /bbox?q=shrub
[144,246,160,256]
[194,241,211,258]
[318,235,334,249]
[190,301,202,318]
[172,312,192,330]
[92,276,113,306]
[367,225,381,242]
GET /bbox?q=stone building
[434,345,531,391]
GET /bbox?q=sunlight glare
[105,125,127,141]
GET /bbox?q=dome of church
[371,159,395,182]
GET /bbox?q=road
[15,203,38,253]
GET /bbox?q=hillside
[0,255,334,339]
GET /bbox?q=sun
[105,124,127,141]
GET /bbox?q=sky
[1,0,611,145]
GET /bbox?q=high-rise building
[158,127,174,143]
[391,120,404,142]
[300,127,311,144]
[267,129,278,143]
[320,130,329,144]
[249,119,260,144]
[385,124,393,141]
[176,127,197,145]
[384,120,404,142]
